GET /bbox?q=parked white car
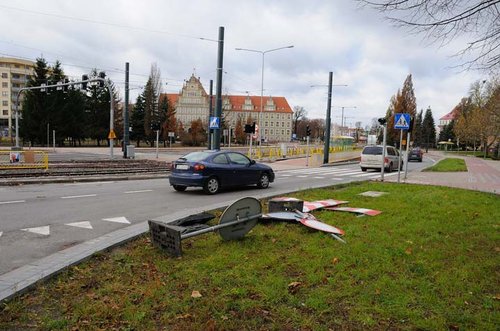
[360,145,403,172]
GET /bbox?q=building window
[2,101,8,106]
[2,109,8,115]
[2,82,7,88]
[1,73,7,78]
[1,91,7,97]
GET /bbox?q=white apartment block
[0,57,35,138]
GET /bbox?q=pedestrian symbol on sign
[394,113,410,130]
[209,117,220,129]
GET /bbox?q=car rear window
[362,146,382,155]
[179,151,213,162]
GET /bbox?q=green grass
[424,158,468,172]
[1,182,499,330]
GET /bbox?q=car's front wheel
[257,172,270,189]
[173,185,187,192]
[203,176,220,194]
[361,167,367,172]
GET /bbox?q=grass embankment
[1,182,499,330]
[424,158,468,172]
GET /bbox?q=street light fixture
[235,45,294,145]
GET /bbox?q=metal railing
[0,150,49,170]
[248,144,355,161]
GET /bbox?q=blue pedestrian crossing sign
[394,113,410,130]
[209,117,220,129]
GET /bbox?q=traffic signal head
[251,122,256,134]
[63,78,69,92]
[244,124,252,134]
[81,74,88,90]
[378,117,387,125]
[306,125,311,137]
[98,71,106,88]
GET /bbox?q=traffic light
[98,71,106,88]
[251,122,256,134]
[378,117,387,125]
[81,74,88,90]
[306,125,311,137]
[408,116,414,132]
[63,78,69,92]
[244,124,252,134]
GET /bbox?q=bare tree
[360,0,500,71]
[292,106,307,135]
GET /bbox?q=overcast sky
[0,0,486,128]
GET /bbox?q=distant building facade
[0,57,35,138]
[163,75,293,143]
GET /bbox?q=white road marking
[0,232,2,237]
[124,190,153,194]
[61,194,97,199]
[21,225,50,236]
[297,175,308,178]
[64,181,115,186]
[331,178,343,180]
[0,200,26,205]
[313,176,324,179]
[334,171,364,176]
[102,216,130,224]
[66,221,93,229]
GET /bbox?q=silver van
[360,145,403,172]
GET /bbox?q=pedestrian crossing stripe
[0,232,2,237]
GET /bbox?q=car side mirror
[249,160,256,165]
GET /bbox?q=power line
[0,4,212,41]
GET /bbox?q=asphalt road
[0,160,431,274]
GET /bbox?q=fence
[0,150,49,170]
[248,144,355,161]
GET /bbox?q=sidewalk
[385,150,500,195]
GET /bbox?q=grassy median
[1,182,499,330]
[424,158,468,172]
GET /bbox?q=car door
[226,152,256,185]
[210,153,234,187]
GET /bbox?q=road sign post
[394,113,411,183]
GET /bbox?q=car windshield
[363,146,383,155]
[179,151,213,162]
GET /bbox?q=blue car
[169,150,275,194]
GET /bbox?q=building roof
[225,95,292,113]
[439,110,457,121]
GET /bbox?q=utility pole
[213,27,224,150]
[123,62,130,158]
[323,72,333,164]
[208,80,213,150]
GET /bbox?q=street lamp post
[235,45,294,145]
[335,106,356,136]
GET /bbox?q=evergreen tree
[130,94,145,147]
[421,107,436,151]
[83,69,118,146]
[413,109,424,147]
[20,57,50,145]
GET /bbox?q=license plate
[176,164,189,170]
